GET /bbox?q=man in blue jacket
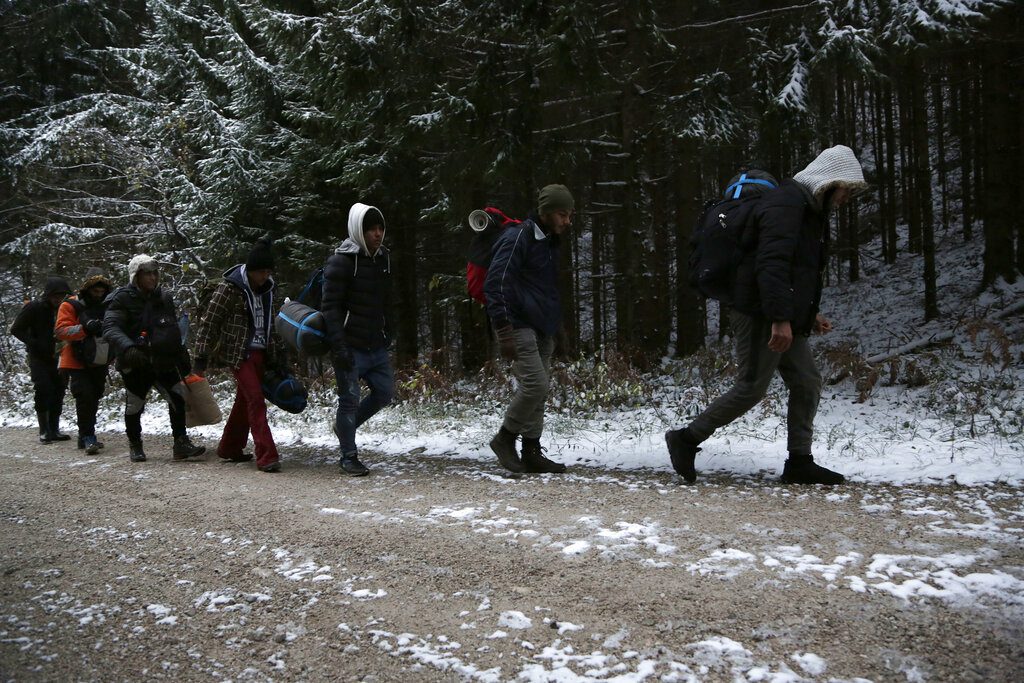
[484,184,574,474]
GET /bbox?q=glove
[85,319,103,336]
[495,325,517,361]
[332,346,353,372]
[121,346,150,369]
[193,356,209,375]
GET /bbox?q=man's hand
[494,325,517,361]
[84,319,103,336]
[768,321,793,353]
[121,346,150,369]
[812,314,833,335]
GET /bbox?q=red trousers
[218,350,279,468]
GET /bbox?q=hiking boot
[780,454,845,485]
[129,440,147,463]
[339,454,369,477]
[489,428,524,473]
[172,436,206,460]
[258,461,281,473]
[79,436,105,450]
[82,436,101,456]
[521,440,565,474]
[665,428,701,483]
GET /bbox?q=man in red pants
[193,236,286,472]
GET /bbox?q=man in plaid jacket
[193,236,285,473]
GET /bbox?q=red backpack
[466,207,521,305]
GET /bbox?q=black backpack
[687,194,762,304]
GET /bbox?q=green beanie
[537,184,575,215]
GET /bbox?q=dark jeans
[29,356,67,418]
[219,350,279,468]
[120,366,186,442]
[687,311,822,454]
[333,347,394,457]
[67,365,109,439]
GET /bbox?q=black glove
[121,346,150,369]
[85,319,103,336]
[494,325,517,361]
[193,356,208,375]
[332,346,353,372]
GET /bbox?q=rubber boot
[129,440,147,462]
[37,411,52,444]
[48,412,71,441]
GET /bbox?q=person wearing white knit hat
[103,254,206,463]
[666,145,868,486]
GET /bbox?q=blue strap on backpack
[724,173,777,199]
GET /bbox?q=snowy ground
[1,428,1022,682]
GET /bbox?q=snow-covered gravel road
[1,428,1021,682]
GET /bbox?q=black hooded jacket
[732,180,828,335]
[9,276,71,361]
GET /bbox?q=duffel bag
[275,299,330,356]
[261,367,308,414]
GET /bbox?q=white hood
[338,202,387,256]
[792,145,868,200]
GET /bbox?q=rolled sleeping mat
[275,299,330,356]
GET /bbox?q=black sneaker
[339,454,369,477]
[665,429,700,483]
[489,429,524,473]
[521,441,565,474]
[258,461,281,473]
[780,455,845,485]
[172,436,206,460]
[129,440,147,463]
[83,436,101,456]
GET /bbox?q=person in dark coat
[193,236,284,473]
[484,184,575,475]
[103,254,205,463]
[10,276,72,443]
[321,203,395,477]
[54,268,114,454]
[666,145,868,486]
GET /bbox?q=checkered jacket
[193,280,279,370]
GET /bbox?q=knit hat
[128,254,158,285]
[245,235,275,271]
[792,145,868,200]
[362,208,385,232]
[538,184,575,215]
[43,276,71,298]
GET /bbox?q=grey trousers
[502,328,555,439]
[688,311,822,454]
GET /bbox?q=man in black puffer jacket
[10,275,72,443]
[666,145,868,486]
[103,254,205,463]
[322,203,394,477]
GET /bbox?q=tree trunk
[910,52,938,320]
[673,142,705,357]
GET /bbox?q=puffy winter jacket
[732,180,826,335]
[55,272,113,370]
[9,276,70,361]
[103,284,189,372]
[484,218,562,336]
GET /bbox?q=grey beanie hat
[537,184,575,215]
